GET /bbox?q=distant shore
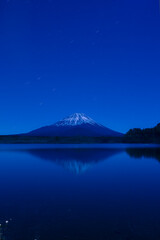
[0,135,160,144]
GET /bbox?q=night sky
[0,0,160,134]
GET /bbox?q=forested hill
[125,123,160,143]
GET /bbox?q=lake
[0,144,160,240]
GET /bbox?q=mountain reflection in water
[1,145,160,240]
[26,148,123,174]
[25,146,160,174]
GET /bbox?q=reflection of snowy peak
[57,160,91,174]
[26,113,123,137]
[26,148,123,174]
[55,113,97,126]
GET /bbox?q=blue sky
[0,0,160,134]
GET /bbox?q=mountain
[25,113,123,137]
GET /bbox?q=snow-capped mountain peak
[54,113,97,126]
[26,112,123,137]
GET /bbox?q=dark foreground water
[0,144,160,240]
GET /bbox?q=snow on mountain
[26,113,123,137]
[54,113,100,126]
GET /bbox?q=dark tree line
[125,123,160,143]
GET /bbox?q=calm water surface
[0,144,160,240]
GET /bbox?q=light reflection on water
[0,144,160,240]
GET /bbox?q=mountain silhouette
[25,113,122,137]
